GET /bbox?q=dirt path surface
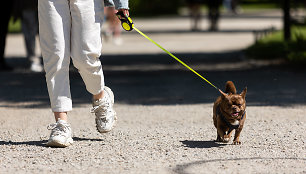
[1,10,305,173]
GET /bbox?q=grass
[245,26,306,65]
[8,18,22,33]
[239,3,280,11]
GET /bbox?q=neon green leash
[116,12,219,90]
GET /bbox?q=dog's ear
[240,87,247,99]
[219,89,228,99]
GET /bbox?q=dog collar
[216,105,246,135]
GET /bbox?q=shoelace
[47,122,70,136]
[90,100,111,115]
[91,100,112,124]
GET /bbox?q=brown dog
[213,81,247,145]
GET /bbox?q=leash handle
[116,11,134,31]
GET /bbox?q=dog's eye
[237,104,242,107]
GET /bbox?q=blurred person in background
[207,0,222,31]
[231,0,240,14]
[0,0,15,71]
[104,6,123,45]
[186,0,203,31]
[14,0,43,72]
[186,0,222,31]
[223,0,232,12]
[223,0,240,14]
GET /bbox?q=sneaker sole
[104,86,114,104]
[96,114,117,133]
[46,138,73,148]
[96,86,117,133]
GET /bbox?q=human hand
[118,9,129,17]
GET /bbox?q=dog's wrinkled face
[219,89,247,119]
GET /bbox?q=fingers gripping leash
[116,11,134,31]
[116,11,219,91]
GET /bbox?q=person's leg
[39,0,73,148]
[93,92,103,100]
[21,9,43,72]
[214,0,223,29]
[0,0,14,71]
[39,0,72,117]
[54,112,68,122]
[70,0,105,97]
[39,0,72,133]
[231,0,240,14]
[70,0,116,133]
[207,0,214,30]
[22,10,37,59]
[208,0,221,31]
[188,2,201,31]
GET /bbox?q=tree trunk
[283,0,291,41]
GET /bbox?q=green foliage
[287,32,306,64]
[240,0,276,2]
[288,51,306,64]
[245,26,306,65]
[245,41,286,59]
[240,3,279,9]
[8,18,21,33]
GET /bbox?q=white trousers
[38,0,105,112]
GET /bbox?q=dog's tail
[225,81,237,94]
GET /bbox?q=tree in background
[283,0,291,41]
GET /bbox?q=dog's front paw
[232,140,241,145]
[223,138,230,143]
[222,135,230,143]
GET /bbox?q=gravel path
[1,10,305,173]
[0,104,305,173]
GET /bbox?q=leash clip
[116,11,134,31]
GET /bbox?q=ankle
[54,112,68,122]
[93,91,104,101]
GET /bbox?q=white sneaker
[29,56,43,72]
[46,120,73,147]
[30,62,43,72]
[113,37,123,45]
[91,86,117,133]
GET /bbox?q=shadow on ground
[0,137,103,147]
[180,140,226,149]
[1,50,305,108]
[172,157,306,174]
[0,140,48,147]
